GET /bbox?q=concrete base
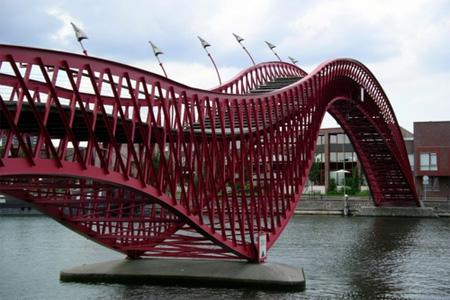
[353,206,438,217]
[295,210,343,215]
[60,258,305,291]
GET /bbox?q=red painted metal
[0,45,418,262]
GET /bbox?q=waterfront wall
[296,196,450,217]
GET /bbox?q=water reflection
[269,216,450,299]
[345,217,420,298]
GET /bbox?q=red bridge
[0,45,418,262]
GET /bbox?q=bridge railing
[210,61,307,94]
[0,47,306,135]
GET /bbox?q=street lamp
[70,22,88,56]
[423,175,429,207]
[232,33,256,66]
[198,36,222,85]
[265,41,282,61]
[149,41,168,78]
[288,56,298,65]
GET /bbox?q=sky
[1,0,450,131]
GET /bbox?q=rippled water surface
[1,215,449,299]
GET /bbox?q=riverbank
[295,196,450,217]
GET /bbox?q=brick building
[413,121,450,199]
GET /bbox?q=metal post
[79,40,88,56]
[198,36,222,85]
[71,22,88,56]
[288,56,298,65]
[149,41,168,78]
[156,56,168,78]
[343,152,348,216]
[422,175,429,207]
[207,52,222,85]
[265,41,282,62]
[343,133,346,196]
[233,33,256,66]
[342,134,349,216]
[424,180,427,202]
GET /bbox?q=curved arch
[0,45,418,262]
[327,97,416,206]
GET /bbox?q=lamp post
[288,56,298,65]
[149,41,168,78]
[70,22,88,56]
[198,36,222,85]
[232,33,256,66]
[265,41,282,61]
[423,175,429,207]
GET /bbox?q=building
[413,121,450,199]
[312,127,366,194]
[311,122,450,200]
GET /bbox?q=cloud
[1,0,450,131]
[369,55,450,130]
[132,59,240,90]
[46,8,85,46]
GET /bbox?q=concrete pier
[60,258,305,291]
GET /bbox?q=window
[330,152,354,162]
[420,152,437,171]
[344,135,350,144]
[344,152,353,162]
[316,135,324,145]
[330,134,337,144]
[330,171,345,186]
[330,152,337,162]
[330,134,350,144]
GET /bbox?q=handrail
[210,61,307,94]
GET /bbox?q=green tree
[308,160,321,185]
[328,178,337,193]
[346,167,361,195]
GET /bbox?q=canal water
[0,215,449,299]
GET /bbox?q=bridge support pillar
[61,258,305,291]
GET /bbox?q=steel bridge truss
[0,45,418,262]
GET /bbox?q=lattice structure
[0,45,418,262]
